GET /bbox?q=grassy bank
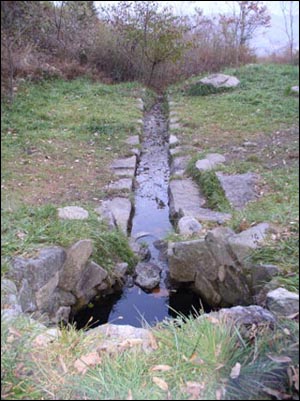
[169,63,299,292]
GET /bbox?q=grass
[1,204,137,275]
[1,311,299,400]
[168,64,299,147]
[1,77,143,206]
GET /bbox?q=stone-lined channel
[74,97,202,329]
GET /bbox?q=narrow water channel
[74,98,202,329]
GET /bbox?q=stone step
[168,178,231,223]
[216,172,260,209]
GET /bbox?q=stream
[74,98,202,329]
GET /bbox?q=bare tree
[280,1,297,63]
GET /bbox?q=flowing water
[74,99,202,329]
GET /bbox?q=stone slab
[216,172,259,209]
[58,206,89,220]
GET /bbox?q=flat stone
[110,156,137,173]
[99,197,132,234]
[177,216,202,236]
[169,179,206,220]
[291,85,299,94]
[216,172,259,209]
[266,287,299,317]
[206,153,226,164]
[170,156,189,176]
[195,159,213,171]
[134,262,162,291]
[36,271,60,311]
[125,135,140,146]
[169,123,181,131]
[169,134,179,148]
[86,324,156,353]
[106,178,133,192]
[199,73,240,88]
[228,223,270,264]
[19,278,37,313]
[58,206,89,220]
[58,240,93,292]
[193,208,231,223]
[95,203,117,230]
[206,305,276,326]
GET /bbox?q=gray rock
[206,153,226,164]
[168,239,218,283]
[106,178,133,192]
[266,287,299,317]
[195,154,225,172]
[205,227,236,266]
[250,264,279,292]
[99,197,132,234]
[193,208,231,223]
[170,156,190,176]
[58,206,89,220]
[195,159,213,171]
[58,240,93,292]
[74,261,108,301]
[134,262,161,291]
[178,216,202,236]
[169,134,179,147]
[86,324,156,353]
[216,172,259,209]
[11,247,66,291]
[47,288,76,314]
[228,223,270,264]
[95,203,117,230]
[125,135,140,146]
[207,305,276,326]
[19,279,37,313]
[53,306,71,324]
[36,271,60,311]
[168,178,206,220]
[199,74,240,88]
[113,263,129,281]
[110,156,137,171]
[1,279,21,312]
[129,238,151,262]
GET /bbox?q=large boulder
[199,73,240,89]
[168,224,271,307]
[58,239,93,292]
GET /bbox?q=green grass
[186,154,232,213]
[1,77,143,206]
[1,204,137,275]
[168,64,299,144]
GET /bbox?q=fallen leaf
[189,353,204,365]
[148,332,158,350]
[126,389,133,400]
[150,365,172,372]
[153,377,169,391]
[216,387,224,400]
[267,354,292,364]
[230,362,241,379]
[74,352,102,375]
[181,381,205,400]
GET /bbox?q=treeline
[2,1,274,99]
